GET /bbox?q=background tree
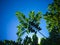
[40,0,60,45]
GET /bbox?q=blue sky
[0,0,53,41]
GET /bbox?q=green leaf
[29,11,35,20]
[35,12,42,21]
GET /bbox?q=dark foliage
[40,0,60,45]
